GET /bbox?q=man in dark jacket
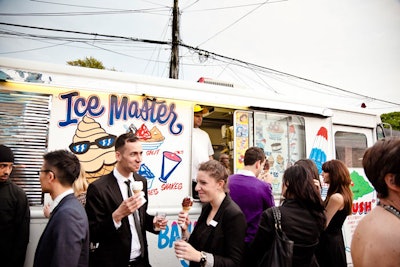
[34,150,89,267]
[85,133,167,267]
[0,144,30,267]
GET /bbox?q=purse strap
[272,206,282,231]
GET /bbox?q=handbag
[257,206,294,267]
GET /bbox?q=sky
[1,0,400,114]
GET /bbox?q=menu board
[254,112,306,195]
[233,111,253,172]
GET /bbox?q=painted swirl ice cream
[71,116,116,183]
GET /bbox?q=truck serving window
[335,131,367,168]
[0,91,51,206]
[234,111,306,196]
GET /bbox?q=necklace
[378,201,400,219]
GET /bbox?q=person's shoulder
[90,172,114,187]
[8,181,28,197]
[225,198,247,223]
[134,172,146,182]
[329,192,344,204]
[58,195,87,215]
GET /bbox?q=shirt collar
[237,169,256,177]
[113,168,133,183]
[50,188,74,213]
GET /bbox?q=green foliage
[67,57,105,69]
[381,112,400,131]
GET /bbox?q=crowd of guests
[176,139,400,267]
[2,136,400,267]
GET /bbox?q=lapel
[105,172,124,207]
[50,193,73,218]
[132,172,145,225]
[40,193,73,244]
[196,194,230,248]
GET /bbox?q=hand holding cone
[180,196,193,228]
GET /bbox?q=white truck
[0,57,386,266]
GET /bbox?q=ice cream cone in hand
[131,181,146,206]
[132,181,143,194]
[182,196,193,212]
[180,196,193,228]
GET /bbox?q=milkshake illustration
[159,151,182,183]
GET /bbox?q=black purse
[257,206,294,267]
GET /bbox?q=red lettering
[160,182,183,191]
[352,201,372,215]
[365,201,372,213]
[148,188,159,195]
[146,149,160,156]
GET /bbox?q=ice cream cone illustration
[69,116,117,183]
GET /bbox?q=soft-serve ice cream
[70,116,116,183]
[132,181,143,193]
[182,196,193,212]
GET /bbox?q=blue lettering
[59,91,78,126]
[158,226,170,249]
[74,98,86,117]
[169,222,181,248]
[58,92,105,127]
[87,95,103,117]
[140,98,152,121]
[108,96,183,134]
[58,91,183,135]
[128,100,140,119]
[109,95,128,125]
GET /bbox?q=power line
[0,21,398,107]
[0,22,171,46]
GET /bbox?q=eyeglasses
[38,169,54,175]
[69,134,116,155]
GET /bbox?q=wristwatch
[200,251,207,266]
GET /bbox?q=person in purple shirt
[228,146,275,267]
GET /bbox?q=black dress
[316,208,348,267]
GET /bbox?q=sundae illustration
[267,121,284,140]
[135,123,165,150]
[138,164,156,188]
[69,116,116,183]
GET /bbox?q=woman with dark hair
[251,164,326,267]
[174,160,246,267]
[295,159,321,192]
[316,159,353,267]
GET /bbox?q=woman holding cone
[174,160,246,267]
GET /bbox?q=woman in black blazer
[174,160,246,267]
[251,164,326,267]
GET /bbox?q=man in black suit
[85,133,167,267]
[34,150,89,267]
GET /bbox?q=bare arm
[324,193,344,228]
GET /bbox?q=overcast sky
[1,0,399,114]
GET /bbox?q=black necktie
[125,180,145,257]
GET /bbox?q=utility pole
[169,0,180,79]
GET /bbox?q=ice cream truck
[0,57,388,267]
